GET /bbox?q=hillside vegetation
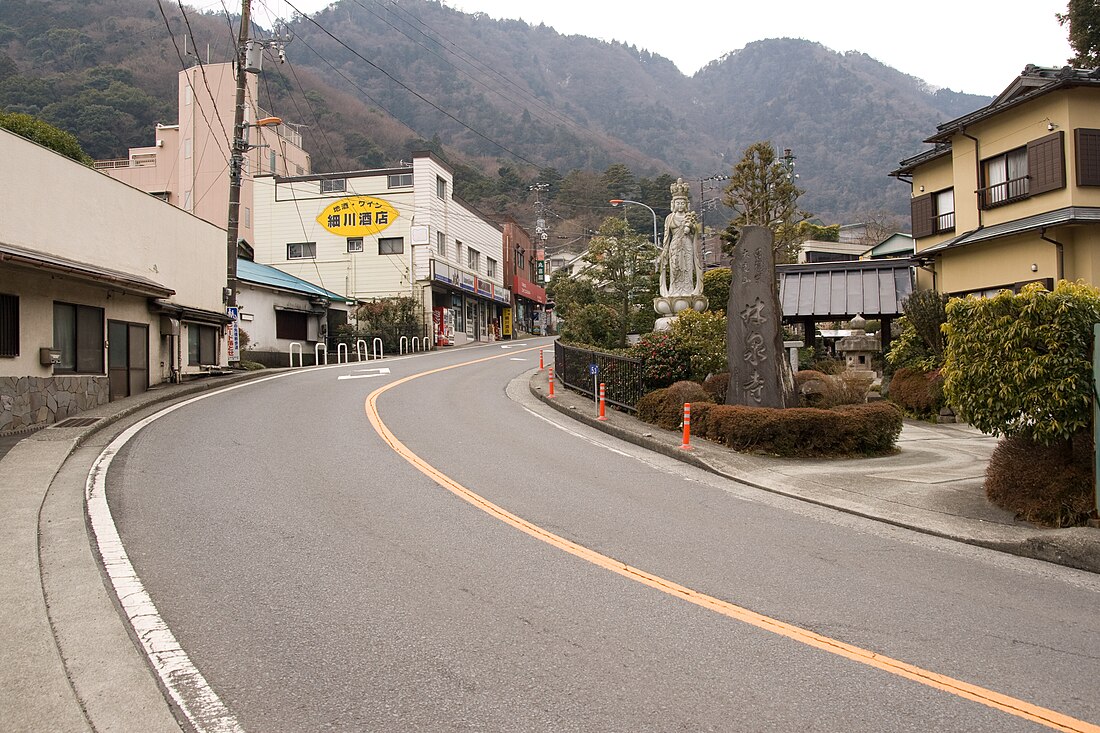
[0,0,994,235]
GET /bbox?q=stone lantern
[836,315,879,377]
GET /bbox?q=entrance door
[108,321,149,400]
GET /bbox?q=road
[101,339,1100,732]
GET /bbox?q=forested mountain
[0,0,995,233]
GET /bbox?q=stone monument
[653,178,707,330]
[725,225,794,408]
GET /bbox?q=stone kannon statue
[654,178,707,330]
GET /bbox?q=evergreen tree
[0,109,91,163]
[721,141,811,264]
[1059,0,1100,67]
[581,217,659,347]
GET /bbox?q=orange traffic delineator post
[539,349,544,370]
[680,402,693,450]
[548,366,555,398]
[597,382,607,421]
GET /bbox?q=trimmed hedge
[636,381,714,429]
[985,433,1094,527]
[639,384,903,457]
[698,402,902,457]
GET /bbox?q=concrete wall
[0,128,230,430]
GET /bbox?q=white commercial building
[253,151,510,345]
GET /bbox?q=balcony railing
[934,211,955,233]
[978,175,1029,209]
[93,153,157,170]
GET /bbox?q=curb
[527,372,1100,575]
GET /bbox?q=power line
[281,0,545,169]
[155,1,231,165]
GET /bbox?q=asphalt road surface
[104,340,1100,732]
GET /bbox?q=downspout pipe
[1040,227,1065,282]
[961,128,984,230]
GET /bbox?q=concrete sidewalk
[529,369,1100,575]
[0,370,271,732]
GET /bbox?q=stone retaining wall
[0,376,110,432]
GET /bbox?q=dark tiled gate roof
[777,260,913,320]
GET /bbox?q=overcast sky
[242,0,1075,96]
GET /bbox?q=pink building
[95,62,311,251]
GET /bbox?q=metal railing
[978,175,1029,208]
[934,211,955,232]
[555,341,644,412]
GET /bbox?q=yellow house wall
[936,235,1053,294]
[911,155,956,254]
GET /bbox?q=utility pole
[530,183,549,335]
[226,0,251,315]
[224,1,286,362]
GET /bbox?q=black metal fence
[555,341,645,412]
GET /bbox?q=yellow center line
[365,347,1099,733]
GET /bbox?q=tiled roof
[917,207,1100,256]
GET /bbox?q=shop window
[53,302,104,373]
[276,310,308,340]
[187,324,218,365]
[379,237,403,255]
[288,242,317,259]
[0,293,18,357]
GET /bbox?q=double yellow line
[366,347,1098,733]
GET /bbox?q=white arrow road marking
[338,368,391,380]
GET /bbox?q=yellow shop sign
[316,196,399,237]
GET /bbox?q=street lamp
[609,199,658,249]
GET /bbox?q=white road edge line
[84,372,303,733]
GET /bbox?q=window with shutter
[910,193,935,238]
[1027,130,1065,196]
[1075,128,1100,186]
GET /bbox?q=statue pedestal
[653,294,708,331]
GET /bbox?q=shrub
[696,402,901,457]
[888,367,945,417]
[886,316,941,374]
[795,370,868,408]
[630,330,692,389]
[902,289,950,358]
[943,281,1100,443]
[702,372,729,403]
[985,433,1094,527]
[636,381,714,430]
[703,267,731,312]
[810,356,846,375]
[669,309,727,380]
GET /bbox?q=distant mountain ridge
[0,0,994,225]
